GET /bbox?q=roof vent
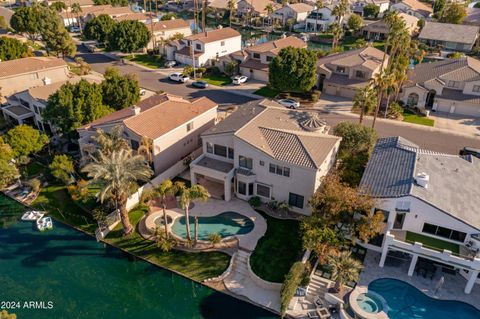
[43,77,51,85]
[415,172,429,188]
[131,105,141,115]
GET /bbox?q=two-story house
[236,0,279,18]
[401,57,480,117]
[418,22,479,53]
[305,5,337,32]
[360,136,480,294]
[78,93,218,175]
[352,0,390,17]
[361,13,418,40]
[174,27,241,67]
[317,46,388,98]
[147,19,192,51]
[189,99,341,215]
[391,0,432,19]
[269,3,314,27]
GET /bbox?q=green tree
[353,86,377,124]
[3,125,49,160]
[38,6,76,57]
[153,179,180,238]
[227,0,236,27]
[93,0,128,5]
[49,154,75,184]
[44,80,112,135]
[269,47,317,93]
[101,67,140,110]
[0,16,9,30]
[208,232,222,247]
[51,1,67,11]
[301,216,343,264]
[10,6,41,40]
[329,22,343,49]
[417,18,425,29]
[161,12,177,20]
[107,20,151,53]
[333,122,377,157]
[328,251,363,293]
[83,14,116,44]
[91,126,130,156]
[280,262,307,316]
[433,0,445,15]
[0,37,33,61]
[440,3,467,24]
[347,13,363,32]
[82,149,153,235]
[74,57,91,75]
[176,183,210,241]
[71,2,83,32]
[363,4,379,18]
[0,137,19,190]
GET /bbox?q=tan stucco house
[147,19,192,51]
[418,22,480,53]
[361,13,419,40]
[391,0,432,19]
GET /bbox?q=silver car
[278,98,300,109]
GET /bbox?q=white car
[164,60,176,68]
[278,98,300,109]
[232,75,248,85]
[70,26,81,33]
[169,72,189,83]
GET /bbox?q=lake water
[0,195,278,319]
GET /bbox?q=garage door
[339,87,357,98]
[436,99,480,117]
[324,84,337,96]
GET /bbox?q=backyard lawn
[406,231,459,254]
[250,210,303,283]
[254,86,279,98]
[125,54,164,69]
[402,109,435,127]
[201,73,232,86]
[106,205,231,281]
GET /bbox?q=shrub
[387,102,403,119]
[311,90,320,102]
[27,178,41,193]
[208,233,222,247]
[67,179,90,202]
[248,196,261,207]
[280,262,307,317]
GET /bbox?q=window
[289,193,304,209]
[283,167,290,177]
[238,181,247,195]
[259,160,265,166]
[473,85,480,93]
[239,155,253,169]
[221,41,225,46]
[195,43,201,50]
[448,80,460,88]
[256,184,270,198]
[214,144,227,157]
[248,183,254,196]
[422,223,467,243]
[130,140,139,150]
[206,142,213,153]
[266,56,273,62]
[355,70,365,79]
[253,53,260,59]
[269,164,290,177]
[20,99,29,108]
[34,105,40,114]
[336,66,346,73]
[228,147,234,159]
[186,122,194,132]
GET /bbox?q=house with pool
[359,136,480,294]
[189,99,341,215]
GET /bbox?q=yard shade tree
[301,216,343,264]
[38,6,76,57]
[107,20,151,53]
[0,37,33,61]
[268,47,317,93]
[0,137,19,190]
[328,251,363,293]
[352,85,377,124]
[3,125,49,160]
[82,149,153,235]
[362,3,379,18]
[10,6,41,40]
[347,13,363,32]
[83,14,116,44]
[49,154,75,184]
[101,67,140,110]
[440,3,467,24]
[176,183,210,242]
[433,0,445,16]
[51,1,67,12]
[333,121,377,157]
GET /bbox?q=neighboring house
[78,93,218,175]
[0,7,14,28]
[304,5,337,32]
[112,13,159,23]
[418,22,479,53]
[465,8,480,27]
[360,136,480,294]
[60,5,133,27]
[317,46,388,98]
[46,0,95,8]
[208,0,239,12]
[219,36,307,82]
[148,19,192,51]
[361,13,419,40]
[174,27,241,67]
[236,0,280,18]
[269,3,314,26]
[401,57,480,117]
[189,99,341,215]
[351,0,390,17]
[391,0,432,19]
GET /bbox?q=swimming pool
[171,212,254,240]
[369,278,480,319]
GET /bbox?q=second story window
[448,80,460,89]
[269,164,290,177]
[206,142,213,153]
[186,122,194,132]
[253,53,260,59]
[473,85,480,93]
[214,144,227,157]
[228,147,234,159]
[239,155,253,169]
[336,66,346,73]
[195,43,201,51]
[355,70,365,78]
[266,56,273,62]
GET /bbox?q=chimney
[43,77,52,85]
[131,105,141,115]
[415,172,429,188]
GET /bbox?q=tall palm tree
[328,251,363,294]
[264,3,274,27]
[154,179,180,238]
[176,183,210,242]
[91,126,129,156]
[371,70,393,128]
[137,136,153,164]
[71,2,83,34]
[314,0,324,32]
[227,0,236,28]
[82,149,153,236]
[329,22,342,50]
[353,85,377,124]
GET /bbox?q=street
[77,49,480,155]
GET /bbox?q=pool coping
[349,286,389,319]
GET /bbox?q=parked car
[82,42,98,53]
[70,26,81,33]
[140,89,146,96]
[168,72,189,83]
[164,60,176,68]
[459,147,480,159]
[232,75,248,85]
[192,80,208,88]
[278,98,300,109]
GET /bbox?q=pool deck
[359,250,480,309]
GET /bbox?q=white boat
[36,217,53,231]
[21,210,45,221]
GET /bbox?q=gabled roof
[0,57,67,78]
[150,19,190,32]
[317,46,386,71]
[285,3,314,13]
[184,27,240,43]
[113,12,157,22]
[27,75,101,102]
[398,0,432,14]
[245,36,307,55]
[419,22,479,45]
[239,0,279,14]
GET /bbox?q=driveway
[430,112,480,138]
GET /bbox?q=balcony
[391,230,460,254]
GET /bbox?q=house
[361,13,419,40]
[269,3,314,26]
[207,0,239,12]
[189,99,341,215]
[148,19,192,51]
[112,13,159,23]
[317,46,388,98]
[0,7,14,28]
[304,5,337,32]
[47,0,95,8]
[59,5,134,27]
[465,8,480,27]
[418,22,479,53]
[174,27,241,66]
[219,36,307,82]
[359,136,480,294]
[391,0,432,19]
[351,0,390,17]
[78,93,218,175]
[400,57,480,117]
[236,0,280,18]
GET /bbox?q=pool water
[356,293,383,313]
[172,212,254,240]
[0,195,277,319]
[369,278,480,319]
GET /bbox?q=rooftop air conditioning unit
[43,77,52,85]
[415,172,429,188]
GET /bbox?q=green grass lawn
[125,54,165,69]
[106,205,230,281]
[402,109,435,127]
[406,231,459,254]
[254,86,280,98]
[201,73,232,86]
[250,210,302,283]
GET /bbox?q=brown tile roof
[27,75,101,102]
[151,19,190,32]
[246,36,307,55]
[419,22,479,45]
[465,8,480,26]
[287,3,314,13]
[240,0,279,14]
[185,27,240,43]
[240,58,268,70]
[82,5,132,17]
[56,0,95,6]
[317,46,386,71]
[0,57,67,78]
[175,46,204,57]
[400,0,432,14]
[113,12,157,22]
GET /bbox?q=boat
[36,217,53,231]
[21,210,45,221]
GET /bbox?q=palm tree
[371,70,394,128]
[137,136,153,164]
[91,126,130,156]
[71,2,83,34]
[176,183,210,241]
[329,22,343,50]
[353,85,377,124]
[227,0,236,27]
[314,0,324,32]
[264,3,274,27]
[332,0,348,22]
[154,179,179,238]
[328,251,363,294]
[82,149,153,236]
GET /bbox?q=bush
[280,262,307,317]
[311,90,320,103]
[27,178,41,193]
[387,102,403,119]
[248,196,261,207]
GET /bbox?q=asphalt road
[77,48,480,155]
